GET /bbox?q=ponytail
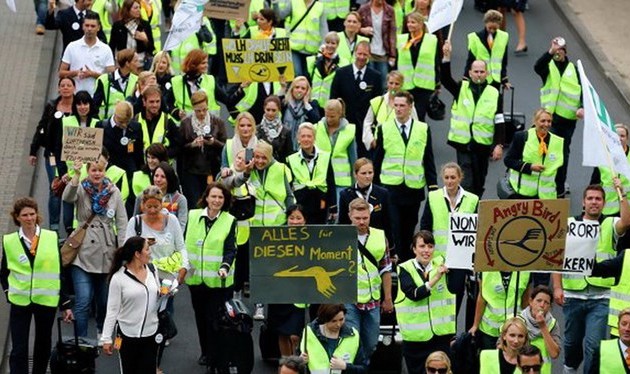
[109,236,146,281]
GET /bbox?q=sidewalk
[0,1,59,369]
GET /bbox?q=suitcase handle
[57,317,79,346]
[501,85,516,119]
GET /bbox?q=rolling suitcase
[503,86,526,146]
[214,298,255,374]
[50,317,98,374]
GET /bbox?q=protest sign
[249,225,357,303]
[445,213,477,270]
[427,0,464,34]
[562,220,599,275]
[223,38,294,83]
[475,199,569,272]
[61,127,103,163]
[204,0,250,21]
[163,0,205,51]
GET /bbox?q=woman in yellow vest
[479,317,530,374]
[185,182,237,371]
[131,143,169,206]
[150,51,174,96]
[257,96,294,164]
[299,304,367,373]
[307,32,342,109]
[337,12,367,67]
[139,0,162,53]
[396,12,439,120]
[397,230,456,373]
[504,108,565,200]
[221,112,259,168]
[465,10,510,89]
[518,285,560,374]
[424,351,453,374]
[1,198,72,374]
[243,8,287,39]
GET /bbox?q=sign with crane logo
[223,38,294,83]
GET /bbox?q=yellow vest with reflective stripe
[467,30,508,84]
[321,0,348,20]
[132,171,151,197]
[479,271,530,337]
[428,189,478,259]
[369,96,395,129]
[4,230,60,307]
[307,56,337,108]
[95,73,138,119]
[249,26,288,40]
[479,350,519,374]
[288,0,324,55]
[599,339,626,374]
[357,228,386,303]
[230,83,282,124]
[185,209,236,287]
[397,33,437,91]
[380,119,427,189]
[300,324,360,374]
[138,112,170,152]
[315,121,355,187]
[171,74,221,116]
[528,317,555,374]
[336,32,368,66]
[600,154,630,216]
[106,165,129,203]
[92,0,113,38]
[170,18,217,73]
[249,162,289,226]
[287,150,330,192]
[140,0,162,51]
[540,61,581,120]
[608,249,630,336]
[448,80,499,146]
[508,128,564,199]
[396,257,456,341]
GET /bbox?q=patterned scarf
[259,116,284,141]
[81,178,114,215]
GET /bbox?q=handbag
[51,176,67,198]
[229,187,255,220]
[157,310,178,339]
[496,173,517,199]
[427,92,446,121]
[60,213,96,267]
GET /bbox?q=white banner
[6,0,16,12]
[578,60,630,180]
[426,0,463,34]
[562,220,598,275]
[445,213,477,270]
[163,0,206,51]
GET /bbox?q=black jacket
[45,7,107,51]
[109,19,155,56]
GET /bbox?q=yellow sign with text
[222,38,294,83]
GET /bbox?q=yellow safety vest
[132,170,152,197]
[518,313,555,374]
[336,32,368,66]
[448,80,499,146]
[137,112,170,151]
[299,324,360,374]
[540,61,581,120]
[171,74,221,116]
[599,339,626,374]
[288,0,324,55]
[599,152,630,216]
[307,56,337,108]
[467,30,509,84]
[479,350,519,374]
[357,228,386,303]
[369,96,395,130]
[609,249,630,336]
[229,82,282,124]
[95,73,138,119]
[479,271,530,337]
[321,0,348,20]
[140,0,162,51]
[315,121,355,187]
[249,26,288,39]
[427,188,478,259]
[396,33,437,91]
[287,150,331,192]
[170,18,217,73]
[380,119,428,189]
[249,162,289,226]
[92,0,113,39]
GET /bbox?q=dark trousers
[456,149,490,198]
[9,303,57,374]
[180,170,208,209]
[550,115,577,195]
[389,197,422,262]
[409,87,433,121]
[234,241,249,292]
[189,285,231,368]
[449,269,478,331]
[118,332,158,374]
[402,336,451,374]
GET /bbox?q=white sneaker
[97,333,103,347]
[233,290,242,300]
[253,304,265,320]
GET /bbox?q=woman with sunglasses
[424,351,452,374]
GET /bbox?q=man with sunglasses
[517,345,543,374]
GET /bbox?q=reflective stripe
[481,315,503,329]
[433,230,449,236]
[31,289,59,296]
[399,322,432,330]
[383,157,404,163]
[7,287,29,296]
[451,114,471,123]
[187,254,223,262]
[395,305,429,314]
[381,170,404,177]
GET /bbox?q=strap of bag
[357,240,379,268]
[80,213,97,231]
[371,97,385,131]
[289,0,318,33]
[134,215,142,236]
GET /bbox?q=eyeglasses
[520,365,542,373]
[426,368,448,374]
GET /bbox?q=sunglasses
[520,365,542,373]
[426,368,448,374]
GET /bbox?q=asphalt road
[26,0,630,373]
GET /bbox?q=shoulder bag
[60,213,97,267]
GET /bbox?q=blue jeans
[33,0,47,25]
[369,59,389,88]
[562,297,609,373]
[344,304,380,364]
[291,51,308,78]
[44,159,75,232]
[71,266,109,338]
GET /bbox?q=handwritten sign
[445,213,477,270]
[562,220,598,275]
[249,225,357,303]
[61,127,104,163]
[204,0,250,21]
[475,200,569,272]
[223,38,294,83]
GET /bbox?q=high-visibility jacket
[315,121,355,187]
[369,96,396,129]
[336,32,368,66]
[467,30,509,84]
[608,247,630,336]
[249,161,290,226]
[140,0,162,51]
[396,256,456,342]
[479,349,519,374]
[599,339,627,374]
[479,271,530,337]
[562,216,617,291]
[171,74,221,116]
[448,80,499,146]
[106,165,129,203]
[307,56,337,108]
[249,26,288,39]
[508,128,564,199]
[4,230,60,307]
[428,188,478,259]
[137,112,170,151]
[380,119,428,189]
[392,0,414,34]
[92,0,113,39]
[321,0,348,20]
[600,152,630,216]
[132,171,151,197]
[540,61,581,120]
[300,324,360,374]
[95,73,138,119]
[287,150,331,192]
[185,209,236,288]
[170,18,217,73]
[518,313,555,374]
[229,82,282,124]
[288,0,325,55]
[397,33,438,91]
[356,228,386,303]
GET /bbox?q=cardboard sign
[562,220,599,275]
[249,225,357,304]
[203,0,250,21]
[475,200,569,272]
[61,127,104,163]
[223,38,294,83]
[445,213,477,270]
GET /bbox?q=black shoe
[514,46,528,56]
[198,355,208,366]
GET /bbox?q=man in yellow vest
[535,36,584,197]
[373,90,437,261]
[441,40,504,198]
[93,48,140,119]
[593,308,630,374]
[517,345,544,374]
[551,182,630,374]
[344,198,393,363]
[136,85,181,160]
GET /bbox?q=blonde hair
[353,157,373,174]
[286,76,311,104]
[532,108,552,127]
[235,112,256,136]
[425,351,452,374]
[297,122,316,137]
[255,140,274,161]
[325,99,345,117]
[498,317,529,351]
[150,51,174,75]
[406,12,425,25]
[114,101,133,123]
[440,162,463,179]
[324,31,340,44]
[191,90,208,106]
[386,70,404,85]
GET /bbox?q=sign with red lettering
[475,200,569,272]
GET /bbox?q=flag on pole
[6,0,16,12]
[426,0,464,34]
[578,60,630,180]
[163,0,206,51]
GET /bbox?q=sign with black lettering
[203,0,250,21]
[61,127,104,163]
[562,220,599,275]
[249,225,357,303]
[222,38,294,83]
[445,213,477,270]
[475,200,569,272]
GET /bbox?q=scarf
[520,306,555,340]
[191,111,211,137]
[404,31,424,49]
[81,178,114,216]
[259,116,284,141]
[537,132,548,156]
[231,134,258,163]
[125,20,138,50]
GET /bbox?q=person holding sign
[244,8,288,39]
[396,230,456,373]
[551,183,630,374]
[479,317,529,373]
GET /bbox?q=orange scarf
[404,31,424,49]
[260,28,273,38]
[537,133,548,156]
[29,235,39,256]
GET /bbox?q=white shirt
[18,225,41,250]
[114,69,129,93]
[370,9,385,56]
[442,186,465,210]
[62,37,114,94]
[352,64,367,81]
[396,118,412,138]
